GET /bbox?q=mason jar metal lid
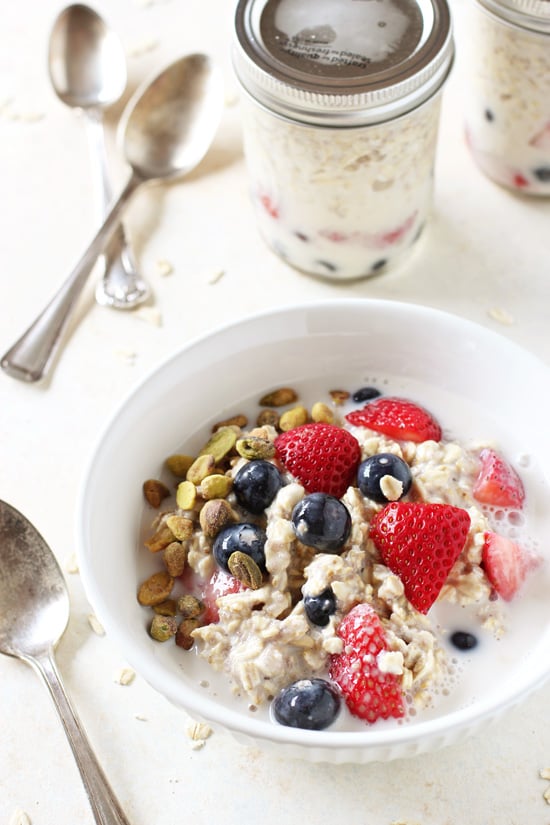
[475,0,550,33]
[233,0,454,126]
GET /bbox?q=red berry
[346,397,442,443]
[473,448,525,508]
[259,193,279,219]
[274,423,361,499]
[369,502,471,614]
[513,173,529,188]
[329,603,405,723]
[201,569,244,624]
[482,531,539,601]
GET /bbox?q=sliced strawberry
[529,121,550,150]
[201,569,244,624]
[369,501,471,614]
[274,422,361,499]
[482,531,539,601]
[259,193,279,219]
[346,397,442,443]
[329,603,405,723]
[473,448,525,508]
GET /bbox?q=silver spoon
[49,3,150,310]
[1,52,223,383]
[0,499,131,825]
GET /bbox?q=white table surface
[1,0,549,823]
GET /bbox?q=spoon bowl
[121,52,224,181]
[1,51,224,383]
[48,3,127,109]
[0,499,131,825]
[0,501,69,658]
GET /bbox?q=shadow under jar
[233,0,454,281]
[462,0,550,196]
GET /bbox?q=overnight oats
[232,0,454,280]
[137,383,544,732]
[462,0,550,195]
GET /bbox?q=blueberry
[291,493,351,553]
[352,386,381,403]
[450,630,478,651]
[357,453,412,503]
[213,523,267,573]
[484,108,495,122]
[371,258,388,272]
[233,460,283,514]
[316,259,337,272]
[533,166,550,182]
[272,678,341,730]
[304,588,336,626]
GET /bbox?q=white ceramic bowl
[77,299,550,763]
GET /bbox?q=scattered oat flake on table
[115,348,137,366]
[9,809,31,825]
[207,268,226,284]
[135,714,148,721]
[115,666,136,686]
[65,552,79,574]
[127,38,159,57]
[156,258,173,276]
[186,720,213,749]
[487,306,514,325]
[134,306,162,327]
[88,614,105,636]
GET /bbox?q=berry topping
[275,422,361,498]
[303,587,337,627]
[351,386,381,403]
[357,453,412,503]
[272,678,341,730]
[529,121,550,150]
[482,531,539,601]
[233,459,283,514]
[212,523,267,574]
[369,502,471,614]
[291,493,351,553]
[329,603,405,723]
[473,448,525,508]
[346,397,442,443]
[450,630,478,651]
[201,569,244,624]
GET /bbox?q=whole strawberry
[346,396,442,443]
[369,502,471,613]
[329,603,405,723]
[473,448,525,508]
[274,423,361,499]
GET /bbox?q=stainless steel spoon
[1,52,223,383]
[49,3,150,310]
[0,499,131,825]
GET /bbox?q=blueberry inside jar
[233,0,454,279]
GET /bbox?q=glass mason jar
[463,0,550,196]
[232,0,454,281]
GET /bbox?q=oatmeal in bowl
[77,300,550,762]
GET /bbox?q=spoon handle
[0,172,140,383]
[83,110,149,310]
[28,648,132,825]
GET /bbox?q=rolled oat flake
[463,0,550,194]
[233,0,454,280]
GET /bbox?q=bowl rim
[76,297,550,755]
